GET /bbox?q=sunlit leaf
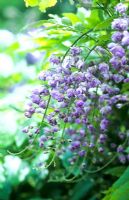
[24,0,38,7]
[39,0,57,12]
[24,0,57,12]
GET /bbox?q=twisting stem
[7,92,51,156]
[96,2,112,17]
[61,28,93,62]
[40,95,51,127]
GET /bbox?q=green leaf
[94,17,113,30]
[121,82,129,93]
[103,167,129,200]
[63,13,80,24]
[110,181,129,200]
[24,0,38,7]
[70,179,94,200]
[0,182,12,200]
[125,147,129,153]
[39,0,57,12]
[104,166,126,177]
[24,0,57,12]
[112,167,129,190]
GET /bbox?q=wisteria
[23,3,129,172]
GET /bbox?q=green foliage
[104,166,126,177]
[70,179,94,200]
[103,167,129,200]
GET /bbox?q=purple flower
[98,147,104,153]
[22,127,29,133]
[112,32,123,42]
[88,78,101,88]
[117,146,124,153]
[118,154,126,164]
[121,56,127,65]
[101,84,110,92]
[39,141,44,148]
[84,106,91,114]
[76,60,85,69]
[99,94,109,103]
[119,95,127,101]
[51,90,64,102]
[70,46,82,56]
[38,71,46,81]
[85,72,93,81]
[100,106,112,115]
[87,124,94,132]
[67,128,76,135]
[60,101,68,108]
[115,3,127,14]
[32,88,40,95]
[96,46,107,54]
[39,87,49,95]
[116,103,123,109]
[122,35,129,46]
[40,135,47,142]
[124,78,129,83]
[110,45,125,58]
[118,133,125,139]
[99,134,107,143]
[108,43,117,49]
[48,80,57,88]
[24,112,32,118]
[75,118,81,124]
[49,55,60,64]
[110,96,119,104]
[78,150,86,157]
[31,95,41,104]
[76,100,84,107]
[80,129,85,137]
[26,106,35,114]
[52,126,59,132]
[66,88,75,98]
[100,119,109,131]
[112,18,128,31]
[71,141,81,150]
[39,101,46,109]
[110,56,121,69]
[113,74,124,83]
[34,128,40,134]
[75,87,84,97]
[89,143,95,148]
[99,63,109,73]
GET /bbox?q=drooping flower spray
[22,3,129,178]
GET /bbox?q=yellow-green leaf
[24,0,57,12]
[24,0,38,7]
[39,0,57,12]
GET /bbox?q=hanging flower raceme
[22,3,129,173]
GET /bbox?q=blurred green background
[0,0,76,32]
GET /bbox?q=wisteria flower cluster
[23,3,129,172]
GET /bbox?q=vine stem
[61,28,93,62]
[39,95,51,129]
[7,95,51,156]
[54,136,129,183]
[96,2,112,17]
